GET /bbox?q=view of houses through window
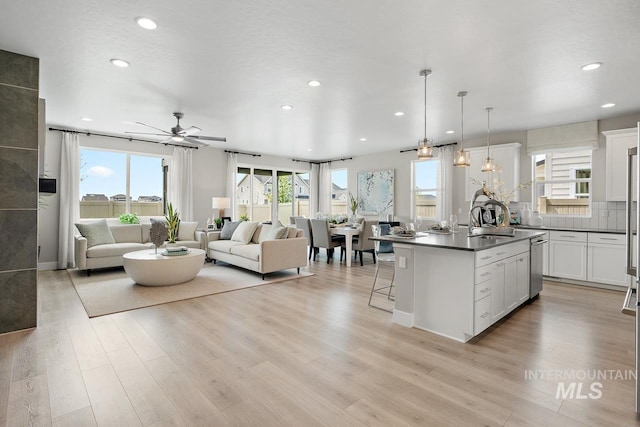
[413,159,438,220]
[79,148,165,218]
[532,150,592,216]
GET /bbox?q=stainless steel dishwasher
[530,237,547,298]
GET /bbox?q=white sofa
[207,222,308,279]
[74,218,205,274]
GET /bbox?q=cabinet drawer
[588,233,625,245]
[476,241,529,267]
[550,231,587,242]
[475,281,492,301]
[475,264,493,283]
[474,295,491,335]
[475,250,495,267]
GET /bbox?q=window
[413,159,438,220]
[79,149,165,218]
[532,150,592,216]
[331,169,347,215]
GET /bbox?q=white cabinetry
[549,231,587,281]
[466,143,522,201]
[475,241,529,330]
[541,231,549,276]
[603,128,637,201]
[587,233,630,287]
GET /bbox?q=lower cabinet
[490,261,507,323]
[587,234,630,287]
[491,252,530,323]
[549,232,587,281]
[516,253,530,304]
[474,294,491,335]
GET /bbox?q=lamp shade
[212,197,230,209]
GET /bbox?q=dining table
[330,225,361,267]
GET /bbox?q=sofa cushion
[285,226,299,238]
[141,223,152,243]
[178,221,198,241]
[86,242,147,258]
[265,225,288,240]
[251,224,264,243]
[109,224,143,243]
[209,240,245,254]
[256,224,272,243]
[231,221,259,244]
[230,244,260,261]
[220,221,240,240]
[75,219,116,248]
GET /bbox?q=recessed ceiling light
[446,130,454,134]
[135,17,157,30]
[281,105,293,110]
[360,138,367,141]
[110,58,130,68]
[581,62,603,71]
[601,103,615,108]
[81,117,92,122]
[307,80,321,87]
[394,112,405,116]
[307,148,313,151]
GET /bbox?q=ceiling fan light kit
[417,69,433,160]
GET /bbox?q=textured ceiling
[1,0,639,159]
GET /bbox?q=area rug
[68,264,313,318]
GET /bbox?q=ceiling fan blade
[180,126,202,136]
[125,131,171,136]
[190,135,227,142]
[134,121,172,134]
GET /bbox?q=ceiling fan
[125,112,226,147]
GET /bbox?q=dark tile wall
[0,49,39,334]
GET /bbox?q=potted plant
[118,212,139,224]
[165,202,180,244]
[214,217,223,229]
[239,214,250,221]
[348,192,360,223]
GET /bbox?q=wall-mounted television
[39,178,56,193]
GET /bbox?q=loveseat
[206,222,308,278]
[74,217,205,274]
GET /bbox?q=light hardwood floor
[1,256,640,426]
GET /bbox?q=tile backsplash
[510,201,631,231]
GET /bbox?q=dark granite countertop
[371,228,546,252]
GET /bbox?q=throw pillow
[220,221,241,240]
[285,226,298,238]
[265,225,288,240]
[231,221,259,244]
[177,221,198,241]
[75,219,116,248]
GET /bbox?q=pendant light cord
[424,72,427,140]
[486,107,493,157]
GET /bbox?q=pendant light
[453,91,470,167]
[481,107,497,172]
[417,69,433,159]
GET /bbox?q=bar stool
[369,224,395,312]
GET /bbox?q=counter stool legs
[368,262,395,313]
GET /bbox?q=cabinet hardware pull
[480,312,489,318]
[481,272,490,277]
[560,235,576,238]
[599,237,617,241]
[481,256,491,260]
[496,251,506,255]
[480,288,489,293]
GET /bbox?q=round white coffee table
[123,249,205,286]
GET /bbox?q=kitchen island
[373,228,545,342]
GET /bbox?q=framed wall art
[357,169,394,215]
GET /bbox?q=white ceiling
[2,0,639,160]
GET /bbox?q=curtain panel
[58,132,80,269]
[168,147,194,221]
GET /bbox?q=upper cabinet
[603,128,638,201]
[465,142,522,201]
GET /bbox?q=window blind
[526,120,598,155]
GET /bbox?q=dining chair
[343,219,378,266]
[290,215,305,225]
[369,223,395,312]
[295,218,316,261]
[310,219,345,263]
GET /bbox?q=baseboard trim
[392,309,413,327]
[38,262,58,271]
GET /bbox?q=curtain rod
[224,149,261,157]
[399,141,457,153]
[48,127,200,149]
[292,156,353,165]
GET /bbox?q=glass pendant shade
[417,69,433,159]
[453,90,470,167]
[454,148,470,167]
[481,106,496,172]
[417,138,433,159]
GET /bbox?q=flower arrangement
[470,166,531,206]
[315,212,348,224]
[348,192,360,215]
